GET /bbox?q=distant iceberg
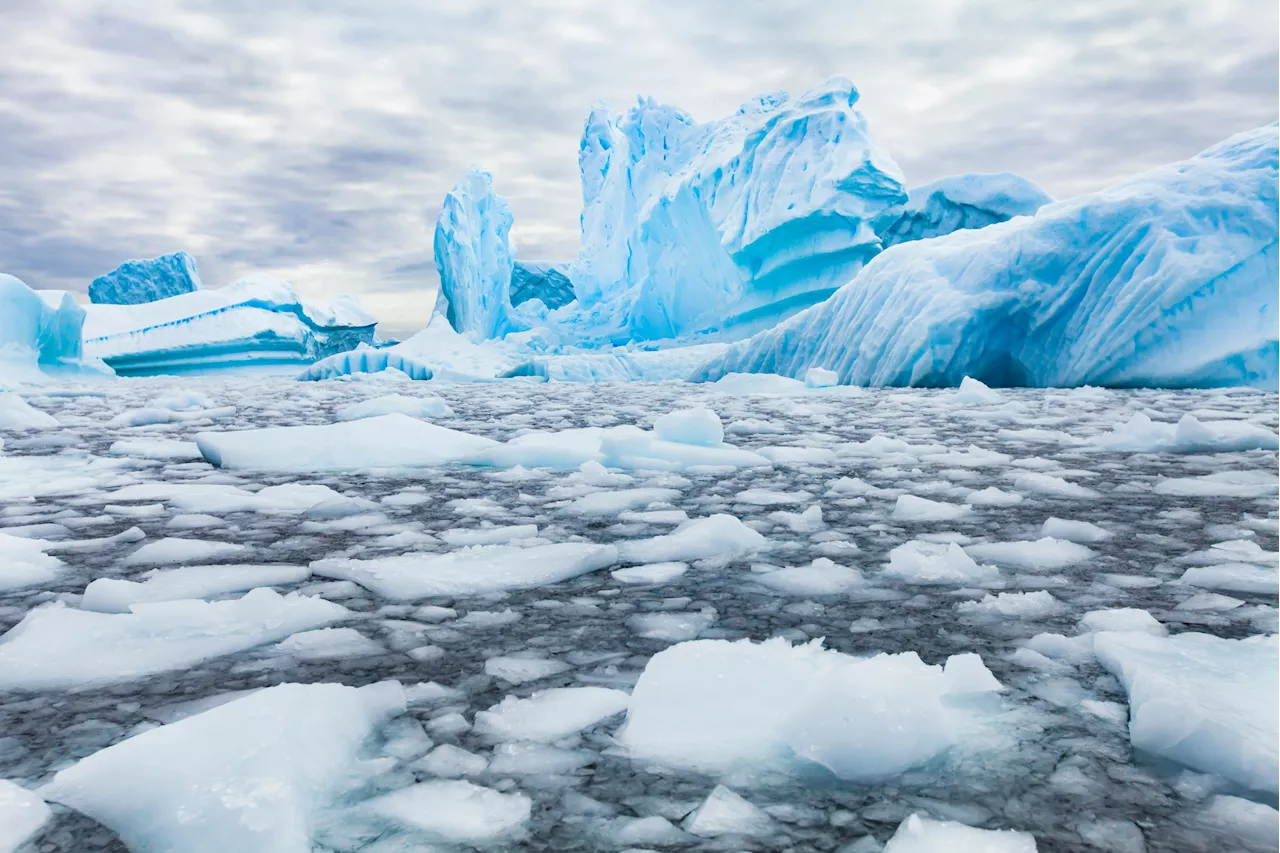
[89,251,203,305]
[692,126,1279,389]
[0,274,110,385]
[84,273,378,376]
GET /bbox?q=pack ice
[693,125,1279,389]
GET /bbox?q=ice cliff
[88,251,203,305]
[691,125,1280,389]
[510,261,574,310]
[84,273,378,376]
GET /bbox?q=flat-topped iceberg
[84,272,377,376]
[88,251,202,305]
[692,125,1279,389]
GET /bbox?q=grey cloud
[0,0,1274,328]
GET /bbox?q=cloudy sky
[2,0,1276,337]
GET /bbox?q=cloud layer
[2,0,1275,336]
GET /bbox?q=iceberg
[875,172,1052,248]
[568,76,906,342]
[83,273,377,376]
[88,251,202,305]
[692,126,1279,389]
[0,274,108,384]
[432,168,526,341]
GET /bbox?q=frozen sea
[0,376,1276,853]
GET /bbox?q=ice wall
[692,126,1280,389]
[88,251,203,305]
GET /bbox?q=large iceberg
[569,76,906,342]
[88,251,203,305]
[692,126,1279,389]
[84,273,378,376]
[0,274,109,384]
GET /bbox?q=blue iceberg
[691,126,1279,389]
[88,251,203,305]
[433,169,527,342]
[568,76,907,343]
[0,274,110,384]
[84,274,378,376]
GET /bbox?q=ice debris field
[0,74,1275,853]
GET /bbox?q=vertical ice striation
[692,125,1280,389]
[570,77,908,342]
[88,251,203,305]
[432,168,526,342]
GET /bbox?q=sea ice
[123,537,248,565]
[883,540,1000,585]
[882,813,1037,852]
[1092,412,1279,453]
[0,779,50,853]
[616,515,769,563]
[196,413,498,471]
[82,564,310,612]
[473,686,630,742]
[1093,631,1278,792]
[621,637,1005,779]
[362,780,530,845]
[0,393,59,429]
[0,589,348,690]
[311,542,619,599]
[684,785,775,837]
[753,558,864,595]
[40,681,405,853]
[334,393,452,421]
[964,538,1095,571]
[0,532,62,592]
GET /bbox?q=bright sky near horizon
[2,0,1276,337]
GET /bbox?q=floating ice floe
[1092,412,1279,453]
[0,779,50,853]
[0,589,348,690]
[1093,631,1278,793]
[311,542,618,599]
[82,564,310,612]
[616,515,768,563]
[334,393,452,421]
[883,540,1000,585]
[473,686,630,742]
[882,813,1037,852]
[753,558,864,595]
[621,637,1007,779]
[684,785,775,837]
[40,681,405,853]
[123,537,248,565]
[964,537,1095,571]
[0,393,59,429]
[0,533,62,592]
[360,780,531,846]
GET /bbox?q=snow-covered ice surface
[0,376,1275,852]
